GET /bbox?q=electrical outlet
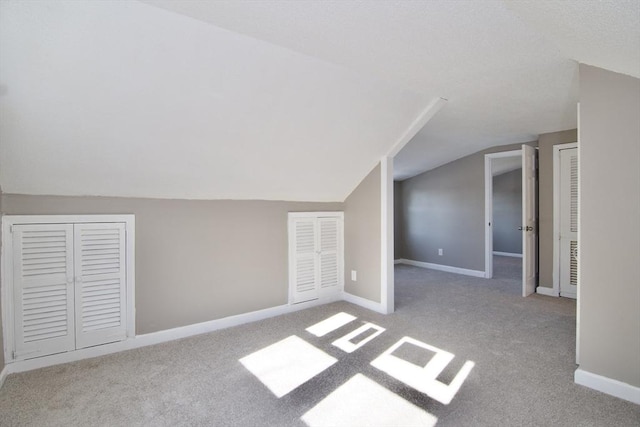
[438,248,443,256]
[351,270,357,281]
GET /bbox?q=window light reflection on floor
[239,335,337,398]
[371,336,475,405]
[306,312,356,337]
[332,322,386,353]
[301,373,438,427]
[240,312,475,425]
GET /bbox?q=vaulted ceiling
[1,1,638,200]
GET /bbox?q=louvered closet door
[559,148,578,299]
[318,218,340,291]
[74,223,127,348]
[13,224,75,359]
[291,218,319,303]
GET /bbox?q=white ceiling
[1,1,638,200]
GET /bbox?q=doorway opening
[484,146,538,296]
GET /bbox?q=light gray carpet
[1,259,638,426]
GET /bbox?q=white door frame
[484,150,522,278]
[552,142,578,297]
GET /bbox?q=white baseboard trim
[394,259,402,265]
[536,286,559,297]
[397,259,485,278]
[342,291,385,314]
[575,368,640,405]
[3,294,341,376]
[0,365,8,389]
[493,251,523,258]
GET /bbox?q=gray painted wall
[537,129,578,288]
[344,163,381,303]
[578,65,640,387]
[492,169,522,254]
[0,195,342,334]
[393,181,403,260]
[399,142,534,272]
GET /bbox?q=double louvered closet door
[289,213,343,304]
[12,222,127,360]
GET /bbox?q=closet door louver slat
[291,219,319,303]
[13,224,75,359]
[74,223,127,349]
[319,218,339,289]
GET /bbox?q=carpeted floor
[1,258,638,426]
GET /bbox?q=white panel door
[74,223,127,349]
[13,224,75,359]
[522,145,537,296]
[559,148,578,299]
[318,217,340,293]
[291,218,319,303]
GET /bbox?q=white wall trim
[484,155,493,279]
[536,286,559,297]
[394,259,402,265]
[380,156,394,314]
[575,368,640,405]
[0,365,8,389]
[397,259,485,278]
[1,295,341,376]
[287,211,344,219]
[342,291,385,314]
[493,251,523,258]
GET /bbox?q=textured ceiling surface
[142,0,638,180]
[1,1,638,200]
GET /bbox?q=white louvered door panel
[559,148,578,299]
[13,224,75,359]
[318,218,339,290]
[74,223,127,349]
[291,218,319,303]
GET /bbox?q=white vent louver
[75,223,127,348]
[294,220,317,295]
[570,155,578,233]
[14,224,75,358]
[78,227,122,332]
[20,228,71,343]
[570,240,578,287]
[319,219,339,288]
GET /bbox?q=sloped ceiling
[0,1,430,201]
[1,1,638,199]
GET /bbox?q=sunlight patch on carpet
[306,312,357,337]
[240,335,337,398]
[332,322,386,353]
[371,337,475,405]
[301,373,438,427]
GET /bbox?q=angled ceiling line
[387,97,448,159]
